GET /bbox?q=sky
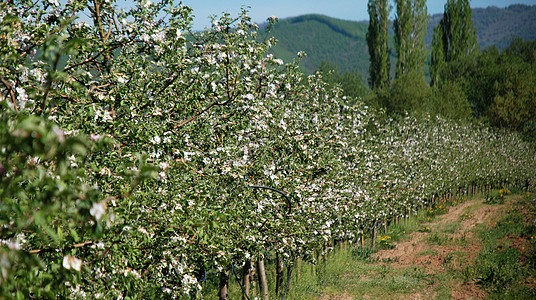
[179,0,536,31]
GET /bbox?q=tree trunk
[257,258,269,300]
[250,260,257,298]
[275,253,284,296]
[295,257,301,282]
[219,268,230,300]
[242,260,251,300]
[372,226,376,248]
[284,262,294,296]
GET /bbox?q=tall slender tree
[430,24,446,86]
[393,0,428,79]
[367,0,391,90]
[430,0,478,86]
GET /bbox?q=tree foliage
[393,0,428,79]
[316,61,369,102]
[430,0,478,86]
[431,80,472,120]
[467,38,536,140]
[367,0,392,89]
[385,70,432,115]
[371,71,471,121]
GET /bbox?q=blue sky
[179,0,536,30]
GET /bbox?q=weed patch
[484,189,511,204]
[376,234,395,249]
[473,247,522,292]
[468,194,536,296]
[427,232,452,245]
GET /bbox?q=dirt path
[314,194,535,300]
[373,197,509,299]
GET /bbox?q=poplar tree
[393,0,428,79]
[366,0,391,90]
[430,25,446,86]
[430,0,478,86]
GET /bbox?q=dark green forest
[261,4,536,76]
[427,4,536,49]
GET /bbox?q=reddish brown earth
[376,198,506,271]
[316,195,536,299]
[373,198,505,299]
[323,197,515,300]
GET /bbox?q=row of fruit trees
[1,1,535,298]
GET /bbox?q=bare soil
[377,199,505,268]
[373,198,510,299]
[322,197,513,300]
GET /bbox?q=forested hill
[262,4,536,75]
[260,15,370,75]
[426,4,536,50]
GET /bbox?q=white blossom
[117,75,127,84]
[150,135,161,144]
[63,256,82,271]
[90,201,107,221]
[99,167,112,176]
[142,0,152,8]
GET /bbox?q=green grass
[280,207,447,299]
[303,193,535,299]
[299,247,430,298]
[202,193,536,299]
[468,193,536,298]
[442,221,462,233]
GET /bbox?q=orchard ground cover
[1,1,535,299]
[299,192,536,299]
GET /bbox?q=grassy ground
[300,191,536,300]
[203,191,536,299]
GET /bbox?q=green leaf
[70,227,80,242]
[57,227,63,241]
[16,290,25,300]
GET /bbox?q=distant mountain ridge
[262,14,371,76]
[262,4,536,76]
[426,4,536,49]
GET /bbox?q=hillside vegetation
[262,4,536,75]
[261,15,372,75]
[427,4,536,49]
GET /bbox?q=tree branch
[29,240,94,254]
[0,76,18,112]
